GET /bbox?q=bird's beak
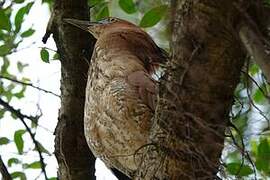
[63,18,100,32]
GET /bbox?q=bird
[64,17,167,178]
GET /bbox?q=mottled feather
[79,17,167,177]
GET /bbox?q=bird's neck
[95,30,165,75]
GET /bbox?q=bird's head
[64,17,168,74]
[64,17,139,39]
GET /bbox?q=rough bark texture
[50,0,96,179]
[135,0,246,179]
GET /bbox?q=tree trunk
[50,0,96,179]
[135,0,246,179]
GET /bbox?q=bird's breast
[84,47,153,175]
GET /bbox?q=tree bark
[49,0,96,179]
[135,0,246,179]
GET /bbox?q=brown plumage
[64,17,167,177]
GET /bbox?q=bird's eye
[110,18,116,22]
[99,17,117,24]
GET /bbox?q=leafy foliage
[0,0,53,179]
[23,161,42,169]
[0,9,11,31]
[21,28,35,38]
[0,137,10,145]
[15,2,34,32]
[40,48,50,63]
[14,129,26,154]
[223,61,270,179]
[118,0,137,14]
[8,158,20,167]
[139,5,168,28]
[226,163,253,176]
[11,171,26,180]
[255,138,270,175]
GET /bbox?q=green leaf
[232,115,248,134]
[96,4,109,21]
[40,48,50,63]
[0,30,5,40]
[88,0,104,7]
[0,109,5,119]
[237,166,254,176]
[14,2,34,32]
[14,91,25,99]
[0,137,10,145]
[35,141,51,155]
[226,163,253,176]
[11,171,26,180]
[17,62,28,73]
[255,157,268,172]
[257,138,270,160]
[255,138,270,173]
[225,150,241,163]
[0,9,11,31]
[22,77,31,82]
[42,0,52,3]
[8,158,20,167]
[253,88,264,104]
[119,0,137,14]
[11,111,18,119]
[48,178,57,180]
[14,129,26,154]
[52,52,60,60]
[14,85,26,99]
[21,28,35,37]
[23,161,41,169]
[31,117,38,128]
[250,140,258,156]
[140,5,167,28]
[14,0,25,3]
[264,0,270,6]
[3,83,16,102]
[249,63,259,76]
[0,44,11,56]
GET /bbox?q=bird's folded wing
[127,70,157,111]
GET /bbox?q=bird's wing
[127,70,157,111]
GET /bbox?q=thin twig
[241,69,270,101]
[0,75,60,97]
[0,155,12,180]
[244,61,270,128]
[235,2,270,83]
[0,0,5,8]
[38,47,57,53]
[0,98,49,180]
[10,42,37,54]
[244,60,258,179]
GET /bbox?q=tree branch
[0,75,60,97]
[234,2,270,83]
[0,98,49,180]
[47,0,97,179]
[239,23,270,84]
[0,155,12,180]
